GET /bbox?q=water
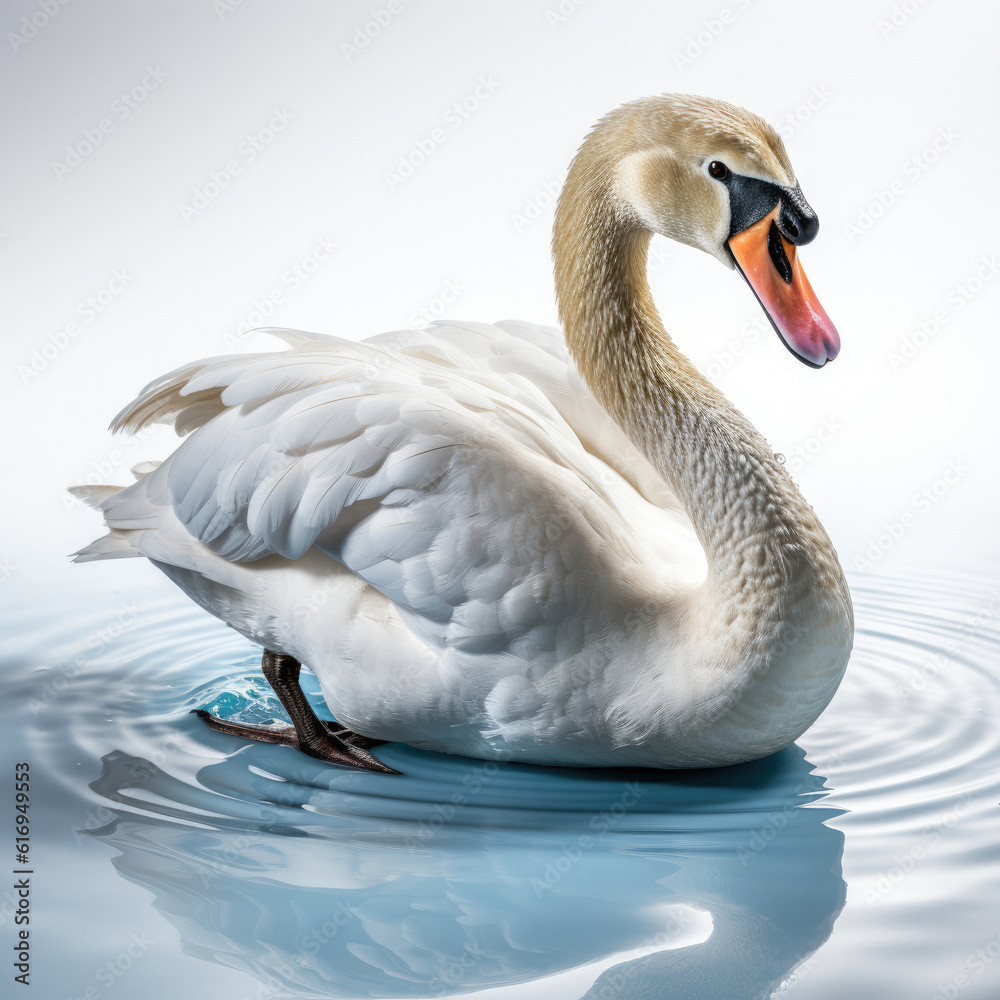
[2,563,999,999]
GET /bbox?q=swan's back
[98,320,699,569]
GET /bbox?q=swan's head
[570,93,839,367]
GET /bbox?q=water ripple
[3,564,999,999]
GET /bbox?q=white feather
[75,321,708,764]
[73,95,852,768]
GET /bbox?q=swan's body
[74,94,853,769]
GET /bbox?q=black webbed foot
[193,650,400,774]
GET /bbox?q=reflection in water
[10,566,1000,998]
[83,739,845,1000]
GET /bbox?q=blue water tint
[2,563,999,999]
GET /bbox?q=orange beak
[727,207,840,367]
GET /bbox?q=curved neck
[553,172,842,615]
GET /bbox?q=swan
[71,93,853,773]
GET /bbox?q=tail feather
[110,361,229,436]
[71,530,141,563]
[110,329,322,437]
[68,485,122,510]
[69,483,144,563]
[72,328,331,566]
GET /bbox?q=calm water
[2,562,998,999]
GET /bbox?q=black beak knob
[777,183,819,246]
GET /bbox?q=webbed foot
[193,650,400,774]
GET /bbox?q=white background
[3,4,1000,999]
[3,0,998,583]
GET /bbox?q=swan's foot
[193,650,400,774]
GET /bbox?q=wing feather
[96,322,703,653]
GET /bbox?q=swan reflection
[84,739,845,999]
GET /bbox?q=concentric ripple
[803,569,1000,819]
[3,563,999,1000]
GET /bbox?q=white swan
[72,94,853,772]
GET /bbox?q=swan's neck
[553,179,845,626]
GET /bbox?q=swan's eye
[708,161,730,181]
